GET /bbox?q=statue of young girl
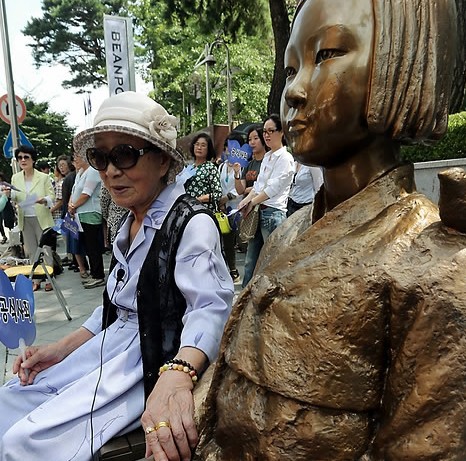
[194,0,466,460]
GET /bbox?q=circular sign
[0,94,27,125]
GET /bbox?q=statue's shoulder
[256,204,314,273]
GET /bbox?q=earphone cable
[89,268,125,458]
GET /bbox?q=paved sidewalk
[1,236,245,384]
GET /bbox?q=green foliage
[400,112,466,163]
[23,0,130,89]
[0,98,75,177]
[130,0,274,134]
[23,0,276,132]
[161,0,271,40]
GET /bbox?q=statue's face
[281,0,374,167]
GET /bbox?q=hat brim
[73,124,185,183]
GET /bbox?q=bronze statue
[194,0,466,459]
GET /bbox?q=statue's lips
[286,119,307,136]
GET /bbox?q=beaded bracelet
[158,359,198,384]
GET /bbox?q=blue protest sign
[61,213,79,240]
[227,140,252,167]
[0,271,36,349]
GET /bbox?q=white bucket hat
[73,91,185,183]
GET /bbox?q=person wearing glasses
[0,91,233,461]
[3,145,55,291]
[184,133,222,212]
[238,114,294,287]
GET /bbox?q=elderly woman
[184,133,222,212]
[68,150,105,288]
[5,145,55,291]
[0,91,234,461]
[195,0,466,460]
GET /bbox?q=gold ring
[155,421,171,431]
[145,426,156,435]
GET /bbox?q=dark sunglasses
[86,144,155,171]
[17,155,32,161]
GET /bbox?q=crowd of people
[0,111,323,294]
[182,114,323,287]
[0,146,119,292]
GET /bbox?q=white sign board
[103,15,136,96]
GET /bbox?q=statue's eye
[315,49,346,64]
[285,66,297,78]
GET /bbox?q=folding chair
[3,228,72,321]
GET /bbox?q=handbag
[209,180,231,234]
[214,210,232,234]
[238,205,260,243]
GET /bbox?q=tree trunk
[450,0,466,113]
[267,0,290,115]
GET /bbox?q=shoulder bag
[209,181,231,235]
[238,153,280,243]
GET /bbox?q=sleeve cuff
[82,305,104,335]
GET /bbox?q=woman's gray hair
[366,0,458,143]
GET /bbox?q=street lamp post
[194,38,233,130]
[194,44,216,127]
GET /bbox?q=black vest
[102,194,218,400]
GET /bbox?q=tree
[23,0,286,129]
[163,0,294,114]
[23,0,129,89]
[0,98,75,177]
[131,0,274,133]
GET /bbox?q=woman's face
[263,119,283,151]
[16,152,34,172]
[248,130,264,154]
[58,160,70,176]
[95,132,170,215]
[281,0,373,167]
[193,136,209,163]
[73,155,86,170]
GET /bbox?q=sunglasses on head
[17,155,32,161]
[86,144,155,171]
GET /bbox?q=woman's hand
[13,343,66,385]
[196,194,209,204]
[232,163,241,175]
[238,198,253,217]
[35,197,47,205]
[141,370,197,461]
[219,195,228,207]
[68,202,76,216]
[1,187,11,198]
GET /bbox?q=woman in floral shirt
[184,133,222,212]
